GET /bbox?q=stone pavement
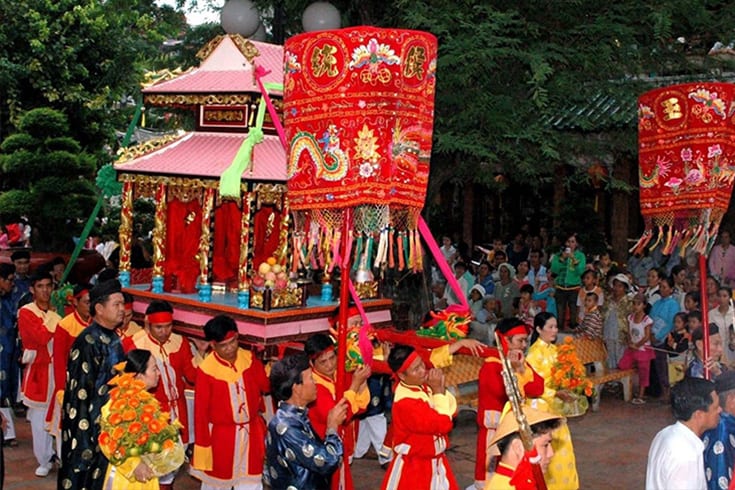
[4,390,671,489]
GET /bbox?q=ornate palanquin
[112,35,396,345]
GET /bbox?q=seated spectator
[517,284,539,327]
[469,284,486,316]
[576,292,603,340]
[687,324,725,379]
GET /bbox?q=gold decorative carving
[354,280,379,299]
[118,181,134,273]
[238,192,253,290]
[196,34,260,63]
[249,287,302,309]
[152,183,168,277]
[141,68,186,89]
[198,188,215,284]
[116,133,185,163]
[168,184,203,204]
[144,93,255,108]
[254,183,286,210]
[276,195,290,264]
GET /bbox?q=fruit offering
[252,256,289,290]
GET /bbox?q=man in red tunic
[117,291,143,339]
[45,283,91,454]
[380,343,459,490]
[190,315,270,490]
[18,271,60,477]
[122,300,196,436]
[122,300,196,488]
[473,318,545,489]
[304,332,371,490]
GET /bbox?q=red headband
[309,345,335,361]
[502,325,529,339]
[124,303,133,311]
[396,350,420,375]
[74,289,89,300]
[147,311,173,324]
[220,330,238,342]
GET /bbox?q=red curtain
[212,201,242,286]
[165,199,202,294]
[251,206,282,270]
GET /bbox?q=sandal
[631,397,646,405]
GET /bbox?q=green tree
[0,108,98,251]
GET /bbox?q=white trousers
[28,405,54,467]
[354,414,392,465]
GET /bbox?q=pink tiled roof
[114,132,287,182]
[143,37,283,95]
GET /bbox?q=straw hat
[489,405,562,446]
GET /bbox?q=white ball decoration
[220,0,260,37]
[302,2,341,32]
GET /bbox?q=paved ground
[4,388,671,489]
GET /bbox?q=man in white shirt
[646,377,721,490]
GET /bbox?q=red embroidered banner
[283,27,437,273]
[634,83,735,254]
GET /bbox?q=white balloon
[302,2,341,32]
[220,0,260,37]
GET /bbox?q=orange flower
[99,431,111,446]
[111,398,127,411]
[148,419,163,434]
[142,404,157,414]
[112,426,125,440]
[122,409,137,422]
[136,433,149,446]
[163,439,174,450]
[108,412,123,426]
[128,422,142,434]
[128,397,140,408]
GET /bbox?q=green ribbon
[219,83,282,198]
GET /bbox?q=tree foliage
[0,108,98,250]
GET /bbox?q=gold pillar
[118,180,134,273]
[238,192,254,290]
[152,183,167,277]
[199,188,215,285]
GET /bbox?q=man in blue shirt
[265,353,347,490]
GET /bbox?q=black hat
[10,250,30,262]
[89,279,122,304]
[715,371,735,394]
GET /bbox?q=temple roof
[114,131,287,182]
[142,35,283,96]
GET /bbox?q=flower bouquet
[549,337,595,417]
[99,372,185,476]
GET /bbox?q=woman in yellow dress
[525,312,580,490]
[99,349,184,490]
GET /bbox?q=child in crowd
[517,284,540,327]
[666,312,690,357]
[684,291,701,313]
[577,269,603,323]
[686,324,725,378]
[534,272,557,318]
[618,292,655,404]
[687,310,702,335]
[577,292,603,339]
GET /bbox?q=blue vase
[238,290,250,309]
[151,275,164,293]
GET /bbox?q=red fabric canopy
[634,83,735,254]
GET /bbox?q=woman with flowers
[99,349,185,490]
[526,312,580,490]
